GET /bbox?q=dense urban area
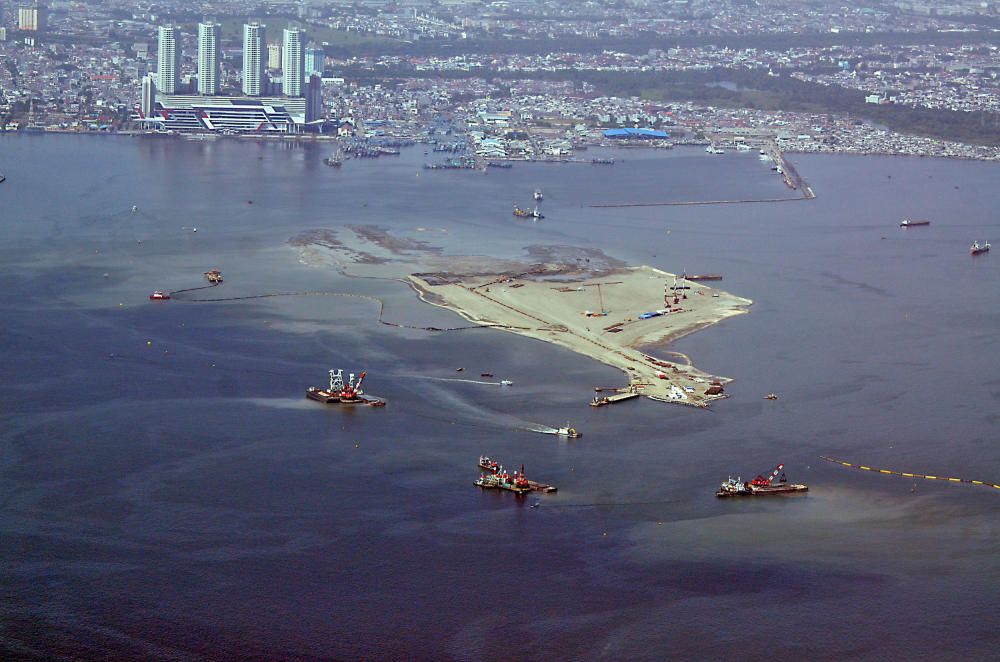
[2,0,1000,159]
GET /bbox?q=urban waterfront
[1,135,999,659]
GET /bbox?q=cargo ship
[970,240,991,255]
[716,463,807,497]
[900,219,930,227]
[306,369,385,406]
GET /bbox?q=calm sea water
[1,135,999,659]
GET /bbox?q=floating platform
[590,391,640,407]
[716,483,808,498]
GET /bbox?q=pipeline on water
[168,287,526,333]
[821,456,1000,491]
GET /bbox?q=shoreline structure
[407,265,752,407]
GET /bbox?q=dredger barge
[716,463,808,497]
[306,369,385,406]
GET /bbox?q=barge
[716,463,807,497]
[477,457,557,494]
[306,369,385,406]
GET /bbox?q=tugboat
[203,269,223,283]
[716,463,808,497]
[479,456,500,473]
[555,424,581,438]
[533,189,543,202]
[970,240,991,255]
[149,290,170,300]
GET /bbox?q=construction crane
[751,463,784,487]
[580,281,622,316]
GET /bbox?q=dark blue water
[2,136,999,659]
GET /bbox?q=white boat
[500,379,513,386]
[555,424,581,438]
[533,189,543,201]
[971,240,991,255]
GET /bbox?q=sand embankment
[408,265,752,407]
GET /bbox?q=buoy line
[820,456,1000,491]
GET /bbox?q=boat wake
[408,375,503,386]
[524,424,560,435]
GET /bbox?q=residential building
[282,28,305,97]
[242,22,266,96]
[140,75,156,117]
[267,42,281,70]
[157,26,180,95]
[18,3,47,32]
[305,46,325,76]
[197,22,221,96]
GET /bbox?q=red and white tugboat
[149,290,171,300]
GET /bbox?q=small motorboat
[149,290,170,300]
[765,393,778,400]
[500,380,513,386]
[556,424,581,438]
[480,372,494,378]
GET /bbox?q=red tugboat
[306,369,385,406]
[149,290,171,300]
[716,463,808,497]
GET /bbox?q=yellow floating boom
[820,456,1000,491]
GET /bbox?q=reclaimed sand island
[292,227,752,407]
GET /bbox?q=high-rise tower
[305,46,325,77]
[282,28,304,98]
[242,22,266,96]
[157,26,180,95]
[197,22,221,95]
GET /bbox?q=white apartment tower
[156,26,180,95]
[282,28,305,97]
[197,22,221,95]
[242,22,266,96]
